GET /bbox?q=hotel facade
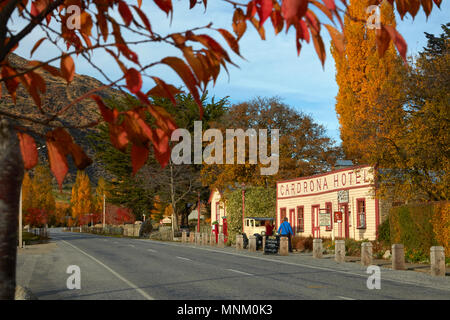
[276,165,388,241]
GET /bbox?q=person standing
[265,220,274,236]
[277,217,294,252]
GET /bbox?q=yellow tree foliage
[431,202,450,256]
[93,177,108,214]
[30,165,56,214]
[332,0,406,163]
[21,172,33,213]
[70,171,93,222]
[150,195,164,222]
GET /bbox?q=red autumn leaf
[147,76,181,105]
[311,29,326,67]
[131,144,149,175]
[154,0,173,16]
[433,0,442,8]
[60,55,75,83]
[270,10,284,35]
[29,61,61,78]
[232,8,247,40]
[17,132,38,170]
[322,0,336,11]
[152,128,171,168]
[1,65,20,103]
[109,123,130,151]
[421,0,433,17]
[125,68,143,94]
[375,25,391,57]
[161,56,202,111]
[30,37,46,58]
[246,0,257,19]
[217,28,242,57]
[91,94,115,123]
[324,24,344,54]
[384,25,408,64]
[118,1,133,26]
[45,128,92,188]
[132,5,153,35]
[256,0,273,25]
[69,143,93,170]
[282,0,308,30]
[46,139,69,190]
[123,110,157,146]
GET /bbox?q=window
[280,207,286,222]
[325,202,333,231]
[357,198,366,229]
[297,206,304,232]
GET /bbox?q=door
[279,208,286,229]
[338,203,349,239]
[311,205,320,238]
[289,209,295,234]
[215,202,220,223]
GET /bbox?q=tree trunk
[169,161,179,233]
[0,118,24,300]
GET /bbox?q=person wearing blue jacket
[278,217,294,252]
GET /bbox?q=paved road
[16,228,450,300]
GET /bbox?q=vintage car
[243,217,275,236]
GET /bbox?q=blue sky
[13,1,450,144]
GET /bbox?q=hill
[0,53,123,184]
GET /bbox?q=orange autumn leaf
[17,132,38,170]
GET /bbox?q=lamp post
[102,193,106,228]
[241,183,246,234]
[197,191,201,233]
[18,188,22,248]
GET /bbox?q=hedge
[224,186,276,244]
[389,201,449,257]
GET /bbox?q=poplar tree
[332,0,406,163]
[21,172,33,214]
[70,171,93,224]
[31,165,56,215]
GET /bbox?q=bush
[405,248,429,263]
[377,218,390,245]
[389,202,449,256]
[345,239,362,256]
[224,186,276,245]
[139,220,153,237]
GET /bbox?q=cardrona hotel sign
[277,166,374,199]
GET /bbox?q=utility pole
[18,188,22,248]
[197,191,200,233]
[102,193,106,228]
[241,183,246,234]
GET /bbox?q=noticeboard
[334,211,342,223]
[263,236,279,255]
[338,190,349,203]
[319,212,331,227]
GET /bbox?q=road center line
[176,256,191,261]
[226,269,253,276]
[137,239,450,292]
[147,249,157,253]
[337,296,356,300]
[61,240,154,300]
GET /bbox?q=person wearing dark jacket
[277,217,294,252]
[265,220,274,236]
